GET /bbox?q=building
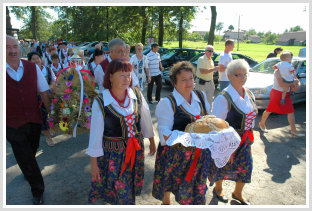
[224,29,246,41]
[246,35,261,43]
[275,31,306,46]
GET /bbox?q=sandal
[46,138,54,147]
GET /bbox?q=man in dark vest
[94,38,126,92]
[6,35,51,205]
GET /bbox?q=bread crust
[185,115,229,133]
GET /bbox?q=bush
[246,40,252,43]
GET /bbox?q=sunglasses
[206,50,214,52]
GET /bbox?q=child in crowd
[50,53,64,75]
[273,51,298,105]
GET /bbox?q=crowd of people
[6,34,304,206]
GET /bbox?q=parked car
[130,47,169,57]
[87,42,109,55]
[244,57,306,109]
[161,51,258,86]
[76,42,90,48]
[77,41,98,55]
[298,47,306,58]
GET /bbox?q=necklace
[109,89,130,108]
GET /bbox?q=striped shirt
[146,51,161,76]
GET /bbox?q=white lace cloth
[166,126,241,168]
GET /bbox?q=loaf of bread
[185,115,229,133]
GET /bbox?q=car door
[291,60,306,102]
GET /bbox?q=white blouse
[212,84,256,128]
[87,87,155,157]
[155,88,211,146]
[50,63,63,74]
[130,54,149,74]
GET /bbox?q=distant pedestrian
[49,53,64,75]
[87,48,105,76]
[266,47,283,59]
[6,35,51,205]
[130,43,151,91]
[30,43,36,53]
[146,43,164,104]
[218,39,234,91]
[89,44,101,62]
[23,41,29,56]
[194,44,219,110]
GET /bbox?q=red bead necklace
[109,89,130,108]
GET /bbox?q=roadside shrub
[246,40,252,43]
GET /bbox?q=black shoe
[213,187,228,203]
[232,193,251,205]
[33,196,44,205]
[148,101,153,104]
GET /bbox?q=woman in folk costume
[209,59,258,205]
[130,43,151,92]
[78,49,86,69]
[87,48,105,77]
[152,61,241,205]
[63,47,74,67]
[28,52,56,147]
[87,58,156,205]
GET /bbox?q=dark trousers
[147,74,162,102]
[6,123,44,197]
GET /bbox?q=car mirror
[297,73,306,78]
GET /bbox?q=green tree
[215,21,223,43]
[204,32,209,42]
[228,24,234,30]
[208,6,217,45]
[290,25,303,32]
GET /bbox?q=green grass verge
[162,41,304,63]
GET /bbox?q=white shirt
[130,54,149,75]
[90,61,97,72]
[212,84,256,128]
[94,55,138,93]
[155,88,211,145]
[219,52,232,81]
[272,70,290,92]
[6,60,50,92]
[275,61,295,82]
[41,66,56,83]
[87,87,155,157]
[146,51,161,76]
[50,63,63,74]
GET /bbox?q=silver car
[244,57,306,109]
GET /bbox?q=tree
[203,32,209,42]
[6,6,14,36]
[228,24,234,30]
[208,6,217,45]
[215,22,224,43]
[290,25,303,32]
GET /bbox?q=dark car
[130,47,169,57]
[87,42,109,55]
[160,48,204,68]
[161,51,258,86]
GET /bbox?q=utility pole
[237,14,242,51]
[66,6,68,42]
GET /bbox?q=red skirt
[266,88,294,114]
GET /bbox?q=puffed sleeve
[212,94,228,120]
[139,91,155,138]
[94,65,105,93]
[201,91,211,115]
[87,99,105,157]
[155,98,175,145]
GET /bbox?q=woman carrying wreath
[87,58,156,205]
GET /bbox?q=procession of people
[6,34,304,206]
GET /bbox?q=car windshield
[78,42,89,47]
[161,49,178,59]
[250,58,297,74]
[142,48,151,54]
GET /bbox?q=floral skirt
[88,137,145,205]
[208,137,253,184]
[38,95,49,131]
[152,143,211,205]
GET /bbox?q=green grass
[162,41,304,63]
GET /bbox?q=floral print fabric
[152,143,212,205]
[88,137,145,205]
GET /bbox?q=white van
[298,48,306,58]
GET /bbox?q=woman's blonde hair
[135,43,144,50]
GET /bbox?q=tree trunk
[158,7,164,47]
[31,6,36,39]
[179,12,183,48]
[6,6,14,36]
[140,6,147,45]
[106,7,109,41]
[208,6,217,45]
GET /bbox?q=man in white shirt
[218,39,234,91]
[6,35,50,205]
[146,43,164,104]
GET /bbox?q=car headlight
[249,88,268,95]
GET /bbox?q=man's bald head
[6,35,20,64]
[95,44,101,50]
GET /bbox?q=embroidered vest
[99,58,110,74]
[166,90,208,132]
[6,60,42,129]
[94,87,143,152]
[221,89,258,137]
[87,63,95,77]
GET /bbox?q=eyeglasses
[114,50,126,54]
[234,73,249,78]
[205,50,214,53]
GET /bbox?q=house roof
[224,30,246,33]
[276,31,306,42]
[247,35,261,38]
